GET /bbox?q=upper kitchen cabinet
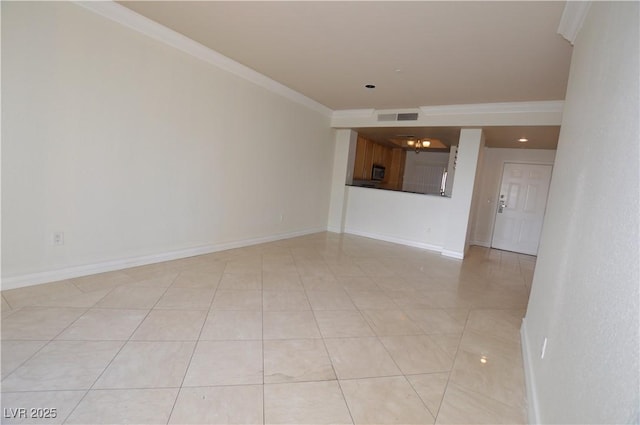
[354,135,372,180]
[381,148,406,191]
[352,134,404,190]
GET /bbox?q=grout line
[164,266,223,425]
[433,308,473,422]
[298,247,356,425]
[2,236,531,424]
[405,374,441,420]
[62,272,182,424]
[2,293,15,310]
[0,340,53,384]
[0,289,121,381]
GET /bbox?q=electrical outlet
[52,232,64,246]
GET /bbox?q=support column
[327,129,357,233]
[442,128,485,258]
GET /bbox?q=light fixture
[480,355,488,364]
[407,139,431,153]
[518,138,528,143]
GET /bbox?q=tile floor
[1,232,533,424]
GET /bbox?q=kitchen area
[349,132,457,197]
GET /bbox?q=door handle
[498,200,507,213]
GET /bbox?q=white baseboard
[326,226,343,234]
[521,317,541,424]
[440,249,465,259]
[469,239,491,248]
[343,228,443,254]
[1,227,326,290]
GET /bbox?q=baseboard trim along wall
[1,227,326,290]
[326,225,344,234]
[469,240,491,248]
[341,228,446,256]
[440,249,465,260]
[521,318,541,424]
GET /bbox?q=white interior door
[491,163,553,255]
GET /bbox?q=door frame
[488,160,554,254]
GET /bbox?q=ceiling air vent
[377,112,419,122]
[377,113,397,122]
[397,113,419,121]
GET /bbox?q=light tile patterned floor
[1,232,533,424]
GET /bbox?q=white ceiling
[119,1,572,149]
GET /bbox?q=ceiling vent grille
[377,112,419,122]
[377,113,397,122]
[397,113,419,121]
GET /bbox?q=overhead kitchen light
[391,136,447,152]
[518,138,529,142]
[407,138,432,153]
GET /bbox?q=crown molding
[557,1,592,45]
[74,1,333,117]
[419,101,564,116]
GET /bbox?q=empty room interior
[1,2,638,424]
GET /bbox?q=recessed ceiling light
[364,84,376,89]
[518,138,528,143]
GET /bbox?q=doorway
[491,163,553,255]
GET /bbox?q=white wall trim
[440,249,464,260]
[74,1,332,117]
[469,240,491,248]
[557,1,592,45]
[344,228,442,254]
[521,318,541,424]
[1,228,326,290]
[419,101,564,116]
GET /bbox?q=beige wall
[1,2,334,287]
[522,2,639,423]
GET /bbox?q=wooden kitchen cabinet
[353,136,370,180]
[353,134,404,189]
[362,141,375,180]
[372,142,385,167]
[382,148,406,191]
[354,135,379,180]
